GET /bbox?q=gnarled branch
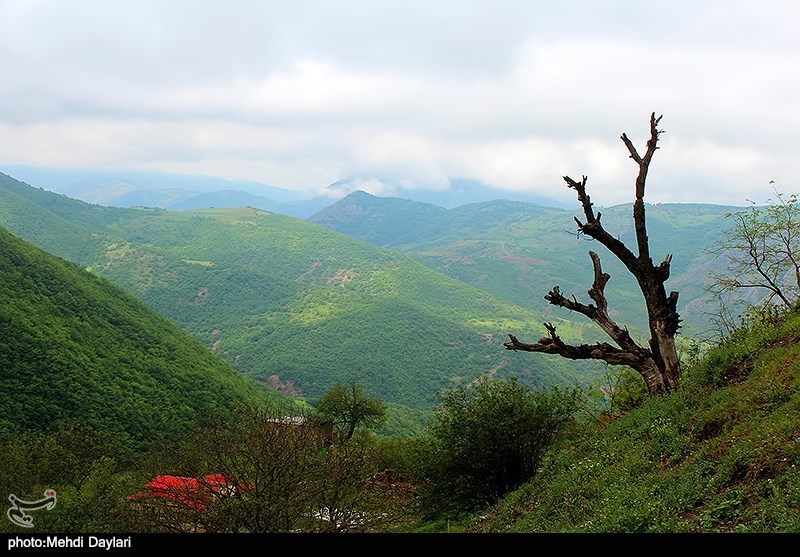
[504,325,651,373]
[564,175,639,272]
[506,113,681,394]
[621,112,663,262]
[540,252,642,353]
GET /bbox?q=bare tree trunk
[505,113,681,394]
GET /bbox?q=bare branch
[563,175,639,271]
[504,328,649,372]
[507,113,680,394]
[657,253,673,280]
[621,112,664,262]
[620,134,642,164]
[544,285,596,319]
[564,175,596,225]
[540,252,647,354]
[587,251,610,312]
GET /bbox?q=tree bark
[505,113,681,394]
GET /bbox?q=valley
[0,172,604,434]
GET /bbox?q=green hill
[310,190,448,246]
[89,207,600,408]
[473,310,800,532]
[0,227,290,451]
[309,191,740,336]
[0,173,603,417]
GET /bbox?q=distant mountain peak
[324,177,570,209]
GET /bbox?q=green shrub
[414,377,579,517]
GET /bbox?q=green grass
[473,311,800,532]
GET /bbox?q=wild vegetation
[0,227,289,453]
[707,188,800,333]
[2,161,799,533]
[5,301,799,533]
[413,378,578,518]
[0,172,602,431]
[315,382,387,441]
[473,307,800,532]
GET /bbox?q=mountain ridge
[309,190,742,335]
[0,172,602,423]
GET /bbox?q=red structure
[132,474,245,509]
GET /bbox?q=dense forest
[0,226,291,452]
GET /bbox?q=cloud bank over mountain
[1,0,798,205]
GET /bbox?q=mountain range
[0,166,757,439]
[0,172,602,435]
[0,165,571,220]
[309,190,742,336]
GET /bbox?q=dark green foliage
[415,377,579,517]
[475,310,800,532]
[376,402,429,438]
[316,382,387,440]
[0,423,139,533]
[0,227,289,451]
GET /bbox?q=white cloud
[1,0,800,205]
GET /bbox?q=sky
[1,0,799,205]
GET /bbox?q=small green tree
[316,382,386,441]
[415,377,578,517]
[707,186,800,328]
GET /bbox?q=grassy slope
[0,227,291,451]
[474,311,800,532]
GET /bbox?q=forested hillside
[310,191,739,335]
[0,173,602,419]
[89,207,599,408]
[0,227,289,451]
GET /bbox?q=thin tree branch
[620,112,662,262]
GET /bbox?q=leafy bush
[414,377,578,517]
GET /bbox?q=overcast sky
[1,0,798,204]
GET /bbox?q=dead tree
[504,113,681,394]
